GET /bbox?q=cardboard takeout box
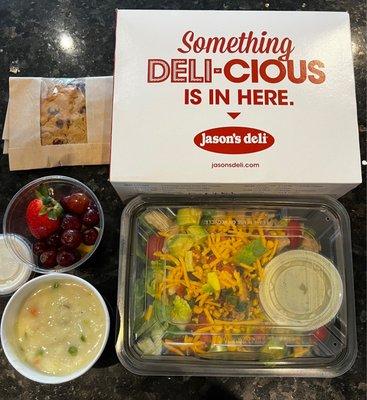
[110,10,361,200]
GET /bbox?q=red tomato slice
[175,284,186,297]
[216,262,224,271]
[286,219,303,249]
[146,235,165,260]
[198,313,208,324]
[222,264,235,274]
[200,334,212,347]
[255,334,267,345]
[313,326,329,342]
[208,254,216,263]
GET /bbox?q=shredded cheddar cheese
[163,342,185,356]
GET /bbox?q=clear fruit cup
[3,176,104,274]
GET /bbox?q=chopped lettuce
[135,241,147,262]
[137,335,162,356]
[135,300,169,336]
[200,209,216,226]
[221,288,237,305]
[151,260,165,269]
[134,314,152,338]
[260,338,288,362]
[220,288,248,313]
[167,234,194,258]
[153,299,170,323]
[221,288,247,312]
[200,210,227,226]
[136,321,165,355]
[176,208,202,226]
[207,271,220,291]
[235,301,248,313]
[146,270,157,298]
[146,260,165,298]
[202,271,220,295]
[144,210,172,231]
[187,225,208,244]
[202,283,214,294]
[134,277,146,316]
[150,328,165,353]
[134,299,169,355]
[138,214,157,235]
[234,239,266,265]
[170,295,192,325]
[184,251,194,272]
[164,324,184,340]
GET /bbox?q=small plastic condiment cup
[0,234,32,296]
[1,273,110,384]
[259,250,343,331]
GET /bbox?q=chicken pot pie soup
[14,279,107,375]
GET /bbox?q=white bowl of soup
[1,273,110,383]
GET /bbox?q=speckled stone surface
[0,1,365,399]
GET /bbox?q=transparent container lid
[116,196,357,377]
[259,250,343,331]
[0,234,32,296]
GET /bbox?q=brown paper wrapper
[5,76,112,170]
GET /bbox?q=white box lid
[111,10,361,186]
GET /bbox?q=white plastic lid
[259,250,343,331]
[0,235,32,295]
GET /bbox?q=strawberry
[26,185,63,239]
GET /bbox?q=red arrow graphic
[227,112,241,120]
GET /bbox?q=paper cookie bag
[7,76,112,170]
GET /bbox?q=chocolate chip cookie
[40,80,87,145]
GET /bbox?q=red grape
[82,207,100,227]
[88,202,98,210]
[61,192,90,215]
[39,250,57,268]
[32,241,48,256]
[46,232,61,248]
[61,214,82,231]
[82,228,98,245]
[57,249,79,267]
[61,229,82,249]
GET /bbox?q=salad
[133,207,328,360]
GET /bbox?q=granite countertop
[0,1,365,399]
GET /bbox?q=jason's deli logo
[194,126,274,154]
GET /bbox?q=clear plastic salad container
[116,195,357,377]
